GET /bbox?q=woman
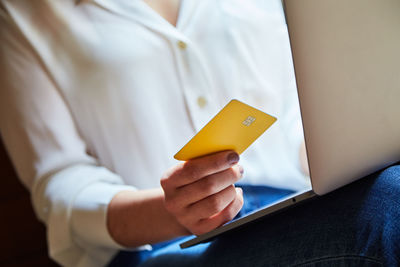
[1,0,399,266]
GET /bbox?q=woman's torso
[4,0,310,190]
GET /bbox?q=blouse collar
[84,0,201,42]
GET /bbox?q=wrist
[106,188,190,248]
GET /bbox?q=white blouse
[0,0,310,266]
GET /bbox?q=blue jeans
[108,165,400,266]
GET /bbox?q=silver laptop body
[181,0,400,248]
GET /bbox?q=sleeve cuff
[71,182,152,251]
[71,182,134,249]
[32,164,151,266]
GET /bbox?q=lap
[110,165,400,267]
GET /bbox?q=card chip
[242,116,256,126]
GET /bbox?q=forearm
[106,188,190,247]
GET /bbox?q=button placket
[177,40,187,50]
[174,38,219,132]
[197,96,207,108]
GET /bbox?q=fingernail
[236,187,243,195]
[227,152,239,165]
[238,165,244,175]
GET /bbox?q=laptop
[180,0,400,249]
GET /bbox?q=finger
[187,185,237,219]
[172,150,239,187]
[193,188,244,235]
[175,165,244,207]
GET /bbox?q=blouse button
[177,40,187,50]
[197,96,207,108]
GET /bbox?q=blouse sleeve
[0,7,142,267]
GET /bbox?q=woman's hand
[106,151,243,247]
[160,151,244,236]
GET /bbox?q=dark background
[0,139,58,267]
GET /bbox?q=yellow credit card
[174,99,277,161]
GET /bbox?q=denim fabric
[108,165,400,267]
[235,185,295,218]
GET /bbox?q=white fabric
[0,0,310,266]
